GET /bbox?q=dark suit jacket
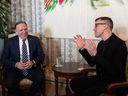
[79,34,127,83]
[2,35,45,72]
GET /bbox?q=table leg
[65,78,71,96]
[55,74,58,96]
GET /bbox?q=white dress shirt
[19,37,30,62]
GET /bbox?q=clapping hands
[74,35,97,56]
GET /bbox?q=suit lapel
[15,37,20,60]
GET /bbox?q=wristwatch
[32,60,37,67]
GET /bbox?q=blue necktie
[22,40,28,76]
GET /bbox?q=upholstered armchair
[81,68,128,96]
[0,32,46,96]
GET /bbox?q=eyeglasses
[95,23,106,27]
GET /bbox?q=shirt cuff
[32,60,37,67]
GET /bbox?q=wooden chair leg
[2,85,6,96]
[42,86,46,96]
[41,80,46,96]
[41,70,46,96]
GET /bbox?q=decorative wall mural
[41,0,75,13]
[91,0,110,9]
[41,0,125,13]
[90,0,124,9]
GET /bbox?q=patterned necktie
[22,40,28,76]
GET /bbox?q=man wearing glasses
[70,17,127,96]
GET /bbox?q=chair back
[125,40,128,81]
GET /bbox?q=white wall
[44,0,128,40]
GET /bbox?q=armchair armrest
[107,82,128,93]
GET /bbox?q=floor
[1,80,128,96]
[0,80,71,96]
[46,80,67,96]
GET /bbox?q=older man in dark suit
[2,21,45,96]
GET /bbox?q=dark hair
[95,17,113,30]
[15,21,27,29]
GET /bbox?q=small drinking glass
[55,57,63,67]
[78,60,85,71]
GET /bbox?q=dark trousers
[4,68,44,96]
[70,75,107,96]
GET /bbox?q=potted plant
[0,0,11,38]
[0,0,11,61]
